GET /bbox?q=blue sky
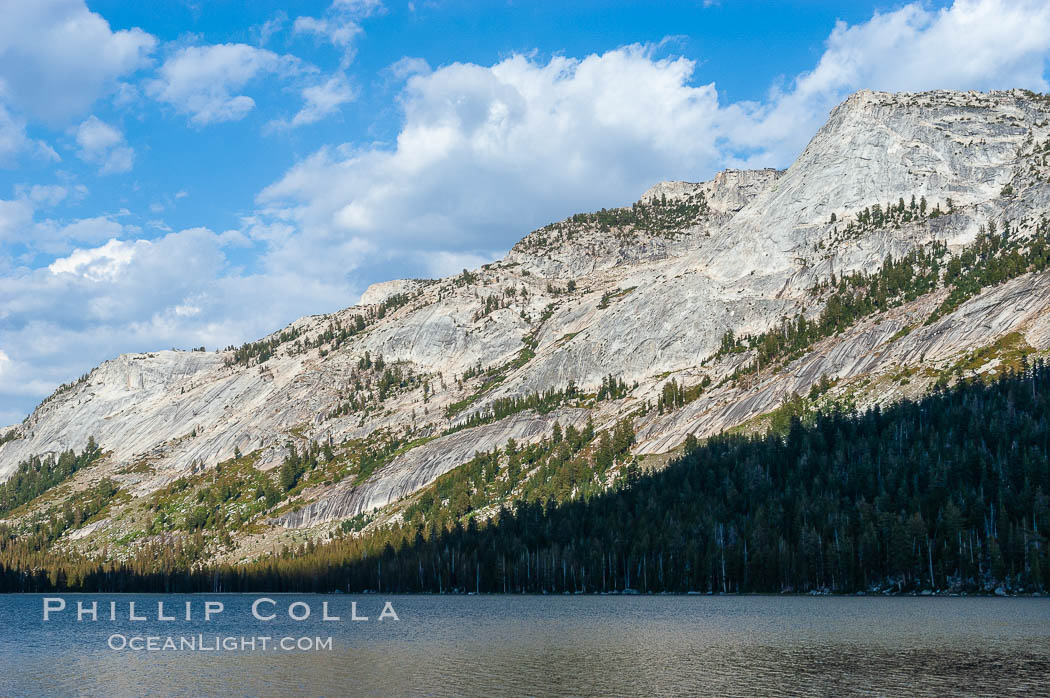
[2,0,1050,423]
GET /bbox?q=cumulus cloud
[257,45,725,270]
[47,237,145,280]
[0,230,225,413]
[74,115,134,174]
[21,184,71,207]
[39,215,131,248]
[0,0,155,124]
[146,43,304,125]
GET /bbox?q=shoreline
[2,590,1046,597]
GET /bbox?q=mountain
[9,363,1046,594]
[3,88,1050,570]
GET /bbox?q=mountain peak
[5,89,1050,559]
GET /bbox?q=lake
[2,594,1049,696]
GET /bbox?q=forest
[2,360,1049,595]
[0,438,102,517]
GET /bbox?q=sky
[2,0,1050,424]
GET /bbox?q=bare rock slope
[5,88,1050,549]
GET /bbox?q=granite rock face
[358,279,429,306]
[5,89,1050,533]
[278,407,592,528]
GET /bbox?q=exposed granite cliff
[5,88,1050,551]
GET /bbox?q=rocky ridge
[5,89,1050,557]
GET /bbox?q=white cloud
[332,0,385,12]
[146,43,304,125]
[255,12,288,46]
[75,115,134,174]
[39,215,133,250]
[0,189,137,253]
[0,0,155,124]
[293,0,384,67]
[75,116,121,152]
[0,105,28,166]
[423,250,501,278]
[294,16,362,49]
[48,237,145,281]
[257,45,725,264]
[18,185,65,208]
[273,75,356,130]
[0,198,34,248]
[386,56,431,80]
[0,104,59,167]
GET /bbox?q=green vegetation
[447,345,539,419]
[849,195,945,230]
[717,217,1050,383]
[713,243,946,377]
[0,473,121,584]
[326,354,425,421]
[145,431,426,544]
[147,450,282,534]
[447,384,580,433]
[0,438,102,517]
[349,362,1050,594]
[404,418,634,530]
[225,291,418,368]
[928,218,1050,322]
[34,372,91,411]
[516,191,710,254]
[598,287,635,310]
[655,375,711,413]
[225,326,307,368]
[339,511,376,534]
[821,195,951,251]
[595,374,630,401]
[447,374,631,434]
[453,268,479,288]
[472,286,530,322]
[351,432,412,485]
[727,376,850,438]
[567,192,709,236]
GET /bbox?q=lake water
[2,594,1049,696]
